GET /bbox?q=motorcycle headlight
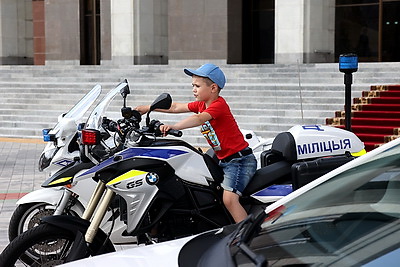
[38,147,59,172]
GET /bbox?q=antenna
[297,60,305,123]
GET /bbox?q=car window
[233,145,400,266]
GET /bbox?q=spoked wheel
[8,202,80,242]
[0,223,115,267]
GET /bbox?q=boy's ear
[211,83,219,92]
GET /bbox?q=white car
[62,137,400,266]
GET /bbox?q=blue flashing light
[42,129,51,142]
[339,54,358,73]
[42,128,51,135]
[42,129,55,142]
[43,134,52,142]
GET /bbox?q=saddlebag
[291,155,354,190]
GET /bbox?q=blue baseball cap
[184,63,226,89]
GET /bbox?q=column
[33,0,45,65]
[275,0,335,64]
[109,0,134,64]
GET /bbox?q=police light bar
[42,128,55,142]
[81,129,101,145]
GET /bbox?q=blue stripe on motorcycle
[118,147,188,159]
[252,184,293,197]
[79,147,188,177]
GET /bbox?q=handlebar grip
[107,120,119,132]
[167,129,183,137]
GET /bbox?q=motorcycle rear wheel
[0,223,115,267]
[8,202,81,242]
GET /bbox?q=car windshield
[234,141,400,266]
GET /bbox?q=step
[356,133,388,143]
[356,104,400,112]
[368,97,400,105]
[351,117,400,127]
[362,91,400,98]
[370,84,400,91]
[352,110,400,119]
[364,142,380,152]
[335,125,397,135]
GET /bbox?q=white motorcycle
[0,92,367,266]
[8,81,138,244]
[8,84,101,242]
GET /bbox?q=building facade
[0,0,399,65]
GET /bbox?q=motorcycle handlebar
[167,129,183,137]
[104,118,183,139]
[149,119,183,137]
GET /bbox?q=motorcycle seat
[203,149,292,196]
[243,161,292,196]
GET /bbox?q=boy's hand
[135,105,150,115]
[159,124,173,136]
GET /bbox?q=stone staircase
[1,62,400,148]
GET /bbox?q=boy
[135,63,257,223]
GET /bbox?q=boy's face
[191,76,217,102]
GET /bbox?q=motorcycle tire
[8,202,81,242]
[0,223,115,267]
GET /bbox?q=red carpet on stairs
[359,104,400,112]
[352,111,400,118]
[326,84,400,152]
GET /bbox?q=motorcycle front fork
[52,182,115,246]
[81,181,116,244]
[53,188,78,216]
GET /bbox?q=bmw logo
[145,172,159,185]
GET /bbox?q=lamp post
[339,54,358,132]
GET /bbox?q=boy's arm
[135,102,189,115]
[160,112,212,135]
[167,102,190,113]
[174,112,212,129]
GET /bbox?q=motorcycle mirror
[149,93,172,111]
[147,93,172,125]
[120,80,130,108]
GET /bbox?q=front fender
[42,215,114,261]
[42,215,90,234]
[16,187,64,206]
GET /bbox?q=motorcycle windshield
[50,84,102,134]
[85,81,128,130]
[63,84,102,120]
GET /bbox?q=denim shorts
[219,153,257,196]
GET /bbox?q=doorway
[242,0,275,64]
[80,0,100,65]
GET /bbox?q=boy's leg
[219,154,257,223]
[223,190,247,223]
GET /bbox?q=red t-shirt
[188,96,248,159]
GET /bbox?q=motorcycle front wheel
[8,202,81,242]
[0,223,115,267]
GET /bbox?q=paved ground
[0,138,45,253]
[0,138,137,255]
